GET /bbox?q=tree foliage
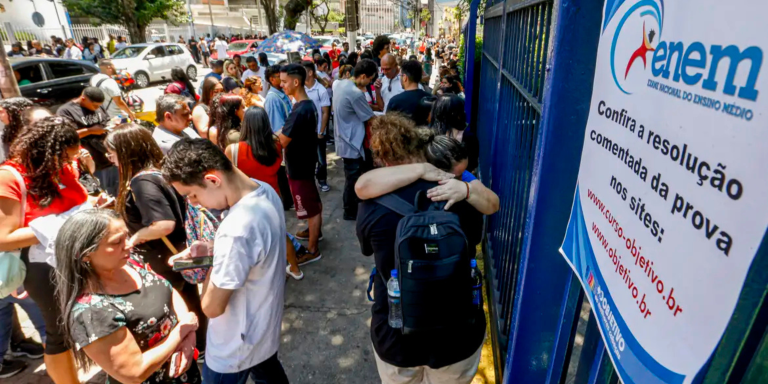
[283,0,307,31]
[310,0,343,34]
[257,0,279,35]
[63,0,189,43]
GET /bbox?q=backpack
[374,192,475,335]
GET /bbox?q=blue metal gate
[469,0,768,383]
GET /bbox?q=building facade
[360,0,396,35]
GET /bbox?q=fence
[469,0,768,383]
[0,20,257,47]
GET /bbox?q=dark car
[10,57,99,111]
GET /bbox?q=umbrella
[257,30,322,54]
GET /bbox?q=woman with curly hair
[0,116,98,384]
[240,76,265,108]
[0,97,34,160]
[104,123,208,355]
[208,93,245,149]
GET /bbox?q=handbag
[0,165,27,298]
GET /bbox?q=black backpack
[375,192,475,335]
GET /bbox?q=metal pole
[187,0,196,38]
[0,42,21,98]
[207,0,215,36]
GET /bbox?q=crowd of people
[0,32,497,384]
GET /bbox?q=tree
[63,0,189,44]
[257,0,279,35]
[283,0,308,31]
[310,0,344,35]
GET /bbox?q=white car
[110,43,198,88]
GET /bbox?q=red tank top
[235,141,282,195]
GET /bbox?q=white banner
[559,0,768,383]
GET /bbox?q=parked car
[10,57,98,111]
[241,51,288,66]
[315,36,342,53]
[110,43,198,88]
[226,40,259,57]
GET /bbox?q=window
[165,45,183,55]
[147,46,166,58]
[48,62,86,79]
[112,46,145,59]
[14,63,44,85]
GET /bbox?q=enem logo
[606,0,762,102]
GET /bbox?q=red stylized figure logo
[624,22,656,79]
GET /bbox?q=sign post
[559,0,768,383]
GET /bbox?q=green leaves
[63,0,189,29]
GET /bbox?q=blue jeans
[201,352,288,384]
[0,295,46,364]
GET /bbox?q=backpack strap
[374,194,418,216]
[95,77,114,111]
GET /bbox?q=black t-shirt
[56,101,112,170]
[356,180,486,369]
[125,173,187,263]
[282,100,318,179]
[386,89,432,126]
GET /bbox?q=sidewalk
[7,144,494,384]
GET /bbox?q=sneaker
[295,228,323,241]
[318,181,331,192]
[296,249,322,266]
[10,339,44,359]
[0,359,27,378]
[286,265,304,280]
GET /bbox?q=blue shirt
[264,87,292,133]
[461,171,477,183]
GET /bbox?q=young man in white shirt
[213,37,229,60]
[163,138,289,384]
[301,61,331,192]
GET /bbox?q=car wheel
[134,72,150,88]
[186,65,197,80]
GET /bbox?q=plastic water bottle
[471,259,483,309]
[387,269,403,329]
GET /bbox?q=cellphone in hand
[172,256,213,271]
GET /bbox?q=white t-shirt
[206,181,287,373]
[214,40,229,59]
[241,67,269,97]
[305,81,331,134]
[90,74,123,117]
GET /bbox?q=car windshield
[318,38,334,46]
[228,42,250,51]
[112,46,145,59]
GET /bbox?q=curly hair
[8,116,80,207]
[370,113,432,166]
[0,97,34,147]
[209,93,243,149]
[104,124,165,220]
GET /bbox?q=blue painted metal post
[463,0,479,123]
[501,0,604,382]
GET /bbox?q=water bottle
[471,259,483,309]
[387,269,403,329]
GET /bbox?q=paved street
[132,64,212,114]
